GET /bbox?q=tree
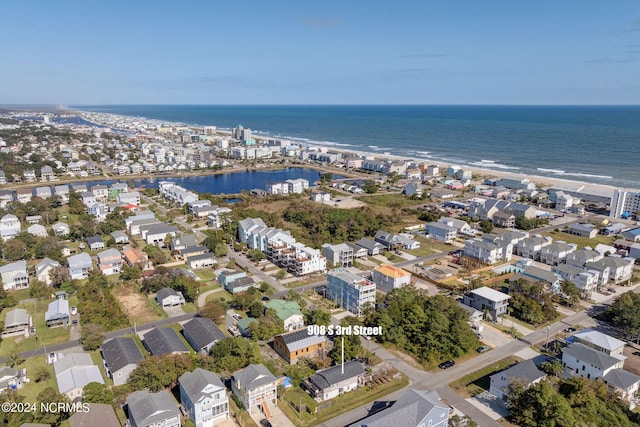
[6,349,25,367]
[200,301,227,323]
[29,279,49,300]
[362,180,378,194]
[509,380,575,427]
[120,264,142,281]
[247,316,283,341]
[319,172,333,184]
[540,359,563,376]
[598,291,640,340]
[81,323,106,351]
[248,301,264,318]
[209,337,261,373]
[479,220,494,233]
[33,367,51,383]
[35,387,71,425]
[305,308,331,326]
[83,382,114,404]
[560,280,580,306]
[3,238,26,260]
[247,249,266,262]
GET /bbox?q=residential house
[35,257,61,286]
[462,286,511,321]
[0,214,21,241]
[620,227,640,242]
[179,368,229,427]
[91,184,108,200]
[67,252,93,280]
[264,299,304,331]
[53,184,70,203]
[81,191,96,205]
[515,236,553,261]
[346,242,368,259]
[0,366,26,392]
[2,308,32,337]
[354,238,385,256]
[110,230,129,244]
[117,191,140,206]
[101,337,145,386]
[171,234,198,252]
[567,223,598,239]
[182,317,226,355]
[141,224,179,246]
[23,169,36,182]
[52,222,70,237]
[539,241,577,266]
[54,352,104,401]
[69,403,120,427]
[123,246,149,268]
[206,206,232,229]
[97,248,123,275]
[156,287,186,307]
[27,224,47,237]
[583,259,612,289]
[87,201,108,220]
[463,237,513,265]
[562,341,625,380]
[231,363,277,415]
[0,260,29,291]
[26,215,42,224]
[179,246,209,260]
[45,298,69,327]
[573,329,625,356]
[34,186,52,199]
[511,265,562,293]
[310,192,331,203]
[0,190,12,208]
[566,248,603,267]
[285,178,309,194]
[86,235,105,251]
[217,270,258,294]
[321,243,354,268]
[304,361,366,402]
[143,327,189,356]
[492,211,516,228]
[371,264,412,292]
[427,222,458,243]
[373,230,403,251]
[552,264,598,298]
[599,256,635,284]
[489,359,547,400]
[187,253,216,269]
[327,270,376,316]
[40,165,55,181]
[126,390,181,427]
[349,389,450,427]
[273,328,326,364]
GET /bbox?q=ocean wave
[368,145,379,148]
[536,168,612,179]
[469,160,521,170]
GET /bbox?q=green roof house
[265,299,304,332]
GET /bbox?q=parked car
[476,332,483,339]
[70,306,77,316]
[564,327,576,333]
[48,352,57,365]
[72,319,78,326]
[260,420,273,427]
[477,345,490,353]
[439,360,455,369]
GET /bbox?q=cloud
[301,16,341,27]
[399,53,448,59]
[620,19,640,34]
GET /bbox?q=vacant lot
[541,230,616,249]
[113,285,166,325]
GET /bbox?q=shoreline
[66,108,637,197]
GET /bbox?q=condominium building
[327,269,376,316]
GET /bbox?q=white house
[231,364,277,415]
[371,264,411,292]
[35,257,61,286]
[490,359,547,400]
[0,214,21,242]
[179,368,229,427]
[462,286,511,321]
[0,260,29,291]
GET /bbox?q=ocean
[72,105,640,189]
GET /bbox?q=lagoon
[77,168,341,195]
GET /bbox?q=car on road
[72,319,78,326]
[48,352,57,365]
[633,351,640,357]
[259,420,273,427]
[476,332,483,339]
[477,345,490,353]
[564,327,577,333]
[439,360,455,369]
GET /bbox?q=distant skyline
[1,1,639,105]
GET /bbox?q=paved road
[228,251,288,293]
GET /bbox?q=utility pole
[545,325,551,351]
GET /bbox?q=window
[118,372,122,377]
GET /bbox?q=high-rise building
[327,270,376,316]
[610,189,640,218]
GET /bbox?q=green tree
[305,308,331,326]
[35,387,71,425]
[362,180,378,194]
[29,279,49,300]
[479,220,494,233]
[33,367,51,383]
[200,301,227,323]
[80,323,106,351]
[540,359,563,376]
[598,291,640,340]
[6,349,25,367]
[247,316,284,341]
[248,301,264,318]
[560,280,581,306]
[209,337,261,373]
[120,264,142,281]
[83,382,114,404]
[510,380,575,427]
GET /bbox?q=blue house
[179,368,229,427]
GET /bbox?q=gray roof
[490,359,546,385]
[86,235,104,246]
[523,266,561,284]
[179,245,209,256]
[233,364,276,390]
[603,369,640,390]
[179,368,225,402]
[35,257,60,276]
[308,361,365,390]
[45,299,69,322]
[143,327,189,355]
[349,388,447,427]
[101,337,144,373]
[562,342,622,370]
[228,276,256,290]
[278,328,326,352]
[355,238,385,251]
[110,230,128,240]
[171,234,198,248]
[157,287,179,300]
[141,224,179,235]
[126,390,179,426]
[182,317,226,350]
[5,308,30,327]
[54,352,103,395]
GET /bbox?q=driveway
[164,304,186,317]
[250,405,295,427]
[467,391,509,420]
[480,323,514,348]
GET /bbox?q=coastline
[68,107,634,198]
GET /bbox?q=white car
[70,306,77,316]
[48,352,57,365]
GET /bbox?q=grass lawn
[89,349,112,385]
[182,302,198,313]
[280,374,410,426]
[355,193,423,210]
[450,356,522,398]
[540,230,616,249]
[193,269,216,282]
[16,354,57,403]
[198,283,221,293]
[206,289,234,304]
[406,236,453,256]
[10,288,32,303]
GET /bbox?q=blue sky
[1,1,639,105]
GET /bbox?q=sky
[1,1,639,105]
